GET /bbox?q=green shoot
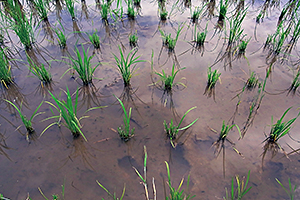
[153,64,186,94]
[43,87,87,140]
[26,55,52,86]
[164,106,198,148]
[238,38,251,56]
[165,161,195,200]
[204,67,221,100]
[114,95,135,141]
[261,107,300,169]
[129,32,138,47]
[54,22,67,49]
[65,0,76,20]
[0,47,13,89]
[4,99,43,134]
[276,178,296,200]
[89,31,101,49]
[190,6,205,23]
[96,181,125,200]
[218,0,228,22]
[100,1,109,22]
[63,44,99,86]
[224,170,252,200]
[228,9,247,46]
[287,69,300,96]
[113,46,145,87]
[38,179,65,200]
[159,23,184,52]
[34,0,49,21]
[160,8,168,21]
[213,121,241,177]
[245,71,258,91]
[127,0,135,20]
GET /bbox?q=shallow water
[1,0,300,199]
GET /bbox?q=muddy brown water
[1,0,300,199]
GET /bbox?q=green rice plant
[26,54,52,86]
[34,0,49,21]
[127,0,135,20]
[113,45,145,87]
[159,23,184,52]
[62,44,99,86]
[224,170,252,200]
[65,0,76,20]
[245,71,258,91]
[213,121,241,177]
[4,99,43,134]
[133,0,141,6]
[276,178,296,200]
[261,107,300,169]
[228,9,247,46]
[164,106,198,148]
[165,161,195,200]
[133,146,157,200]
[89,31,101,49]
[97,181,125,200]
[129,32,138,47]
[218,0,228,22]
[42,87,88,140]
[0,48,13,89]
[193,23,207,49]
[238,38,251,56]
[153,64,186,94]
[287,69,300,96]
[286,15,300,52]
[190,6,205,23]
[204,67,221,100]
[100,1,109,21]
[115,95,135,141]
[54,22,67,49]
[159,8,168,21]
[0,193,10,200]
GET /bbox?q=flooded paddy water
[1,0,300,199]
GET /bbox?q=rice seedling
[159,8,168,21]
[33,0,49,21]
[115,95,135,141]
[113,45,145,87]
[212,121,241,177]
[204,67,221,100]
[26,54,52,87]
[133,146,157,200]
[100,1,109,22]
[164,106,198,148]
[286,15,300,53]
[287,69,300,96]
[65,0,76,20]
[193,23,207,51]
[129,32,138,47]
[54,22,67,49]
[0,47,13,89]
[97,181,125,200]
[245,71,258,91]
[62,44,99,86]
[159,23,184,52]
[42,87,88,140]
[237,38,250,57]
[224,170,252,200]
[127,0,135,20]
[261,107,300,169]
[4,99,43,134]
[276,178,296,200]
[153,64,186,94]
[165,161,195,199]
[227,9,247,47]
[218,0,228,23]
[190,6,205,23]
[89,31,101,50]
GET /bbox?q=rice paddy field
[1,0,300,199]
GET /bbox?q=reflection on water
[0,0,300,199]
